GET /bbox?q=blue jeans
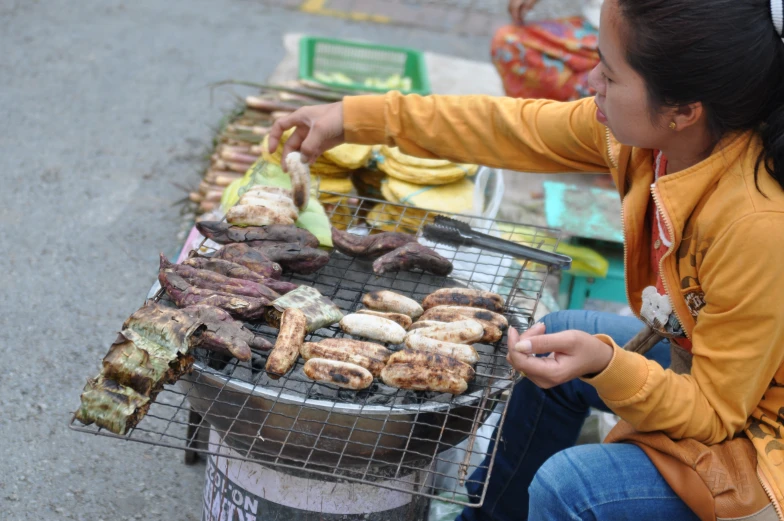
[456,310,700,521]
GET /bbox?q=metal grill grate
[69,192,563,508]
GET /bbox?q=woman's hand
[508,0,538,25]
[507,322,615,388]
[267,102,346,170]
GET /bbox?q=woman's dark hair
[617,0,784,192]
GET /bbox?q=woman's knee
[529,449,585,517]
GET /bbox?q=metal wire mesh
[69,192,563,508]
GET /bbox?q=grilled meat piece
[331,228,417,259]
[361,290,424,319]
[265,308,307,379]
[422,288,504,313]
[373,243,453,276]
[303,359,373,390]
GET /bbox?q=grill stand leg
[184,408,208,465]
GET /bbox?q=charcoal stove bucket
[202,428,433,520]
[178,358,513,467]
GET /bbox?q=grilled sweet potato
[182,257,296,294]
[196,222,319,248]
[160,255,279,301]
[252,243,329,275]
[213,243,283,279]
[159,270,268,320]
[331,228,417,259]
[373,243,452,276]
[181,304,272,361]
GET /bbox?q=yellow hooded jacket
[343,92,784,515]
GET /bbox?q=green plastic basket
[299,37,431,95]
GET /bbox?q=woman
[493,0,603,100]
[269,0,784,519]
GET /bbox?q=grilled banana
[381,363,468,395]
[303,359,373,390]
[285,152,310,210]
[404,319,484,345]
[339,314,407,344]
[356,309,413,330]
[237,195,298,220]
[300,342,386,376]
[317,338,392,362]
[404,334,480,365]
[265,308,307,379]
[408,320,446,332]
[361,290,423,319]
[422,288,504,313]
[387,350,475,382]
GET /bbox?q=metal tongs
[423,216,572,269]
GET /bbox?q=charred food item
[420,306,508,343]
[381,363,467,395]
[404,319,484,345]
[408,320,446,332]
[373,243,453,277]
[285,152,311,210]
[226,204,295,226]
[158,270,269,321]
[182,257,297,295]
[404,334,480,365]
[196,222,319,248]
[252,243,329,275]
[160,255,279,301]
[316,338,393,363]
[75,377,151,435]
[181,305,273,361]
[213,243,283,279]
[340,313,407,345]
[300,341,387,377]
[265,286,344,332]
[387,350,475,382]
[422,288,504,313]
[265,308,307,379]
[331,228,417,259]
[356,309,413,330]
[361,290,424,319]
[303,359,373,390]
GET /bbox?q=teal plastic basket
[299,37,431,95]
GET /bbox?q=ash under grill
[69,193,563,508]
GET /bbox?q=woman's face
[587,0,672,148]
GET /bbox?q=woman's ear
[671,102,704,131]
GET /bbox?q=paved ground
[0,1,581,519]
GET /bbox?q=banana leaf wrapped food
[74,377,151,436]
[264,286,343,333]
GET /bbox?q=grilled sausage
[361,290,424,319]
[387,350,475,382]
[422,288,504,313]
[265,308,307,379]
[300,342,386,376]
[316,338,392,362]
[303,359,373,390]
[356,309,413,330]
[404,319,484,345]
[381,363,468,395]
[339,314,407,344]
[404,334,480,365]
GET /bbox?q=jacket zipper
[758,467,784,521]
[650,184,689,339]
[605,128,633,312]
[605,127,618,169]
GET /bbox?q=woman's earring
[669,122,677,130]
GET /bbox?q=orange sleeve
[343,92,612,173]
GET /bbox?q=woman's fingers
[267,102,346,169]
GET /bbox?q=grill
[69,192,563,509]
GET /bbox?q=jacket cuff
[343,95,388,145]
[581,334,651,403]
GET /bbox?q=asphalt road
[0,0,579,519]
